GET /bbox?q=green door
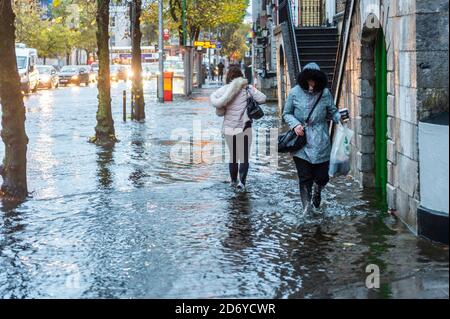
[374,29,388,198]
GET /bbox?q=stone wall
[415,1,449,120]
[336,0,448,232]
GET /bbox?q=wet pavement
[0,80,448,299]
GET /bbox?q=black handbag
[246,86,264,120]
[278,91,324,153]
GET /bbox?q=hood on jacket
[210,77,248,109]
[297,62,328,93]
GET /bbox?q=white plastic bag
[329,123,354,177]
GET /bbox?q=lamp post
[158,0,164,102]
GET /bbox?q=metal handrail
[332,0,355,101]
[279,0,301,76]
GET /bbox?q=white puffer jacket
[210,77,267,135]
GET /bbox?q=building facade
[271,0,449,243]
[336,0,448,241]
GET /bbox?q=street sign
[163,29,170,41]
[194,41,216,49]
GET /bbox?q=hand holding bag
[278,91,324,153]
[246,86,264,120]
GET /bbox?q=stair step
[295,27,338,35]
[298,46,338,54]
[299,52,336,62]
[300,60,336,65]
[297,39,339,47]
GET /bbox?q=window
[110,35,116,46]
[110,16,116,27]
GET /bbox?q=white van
[15,43,39,93]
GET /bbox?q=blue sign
[39,0,53,19]
[216,41,222,49]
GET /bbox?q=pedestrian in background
[217,61,225,83]
[210,63,216,81]
[210,65,266,190]
[283,63,342,215]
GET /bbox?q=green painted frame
[374,28,388,197]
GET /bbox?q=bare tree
[0,0,29,201]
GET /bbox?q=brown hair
[226,65,243,84]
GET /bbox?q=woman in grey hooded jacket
[210,65,266,190]
[283,63,342,214]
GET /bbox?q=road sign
[194,41,216,49]
[163,29,170,41]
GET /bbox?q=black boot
[229,163,238,185]
[312,184,324,209]
[299,184,312,215]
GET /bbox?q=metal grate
[299,0,326,27]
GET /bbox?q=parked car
[15,43,39,93]
[36,65,59,89]
[58,65,90,86]
[110,65,128,82]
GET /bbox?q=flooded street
[0,81,448,299]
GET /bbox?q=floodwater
[0,80,448,298]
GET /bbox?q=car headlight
[72,75,79,80]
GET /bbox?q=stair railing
[279,0,301,77]
[332,0,355,101]
[299,0,327,27]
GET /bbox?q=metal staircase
[278,0,339,92]
[295,27,339,89]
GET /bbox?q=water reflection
[129,124,149,188]
[0,202,30,299]
[96,145,115,189]
[222,192,253,251]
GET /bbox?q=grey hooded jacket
[283,63,341,164]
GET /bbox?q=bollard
[163,71,174,102]
[122,90,126,122]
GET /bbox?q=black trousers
[294,157,330,188]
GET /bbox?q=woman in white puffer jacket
[210,65,266,190]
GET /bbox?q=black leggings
[225,129,252,184]
[294,157,330,188]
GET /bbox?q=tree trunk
[0,1,29,201]
[44,56,47,65]
[131,0,145,121]
[93,0,116,146]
